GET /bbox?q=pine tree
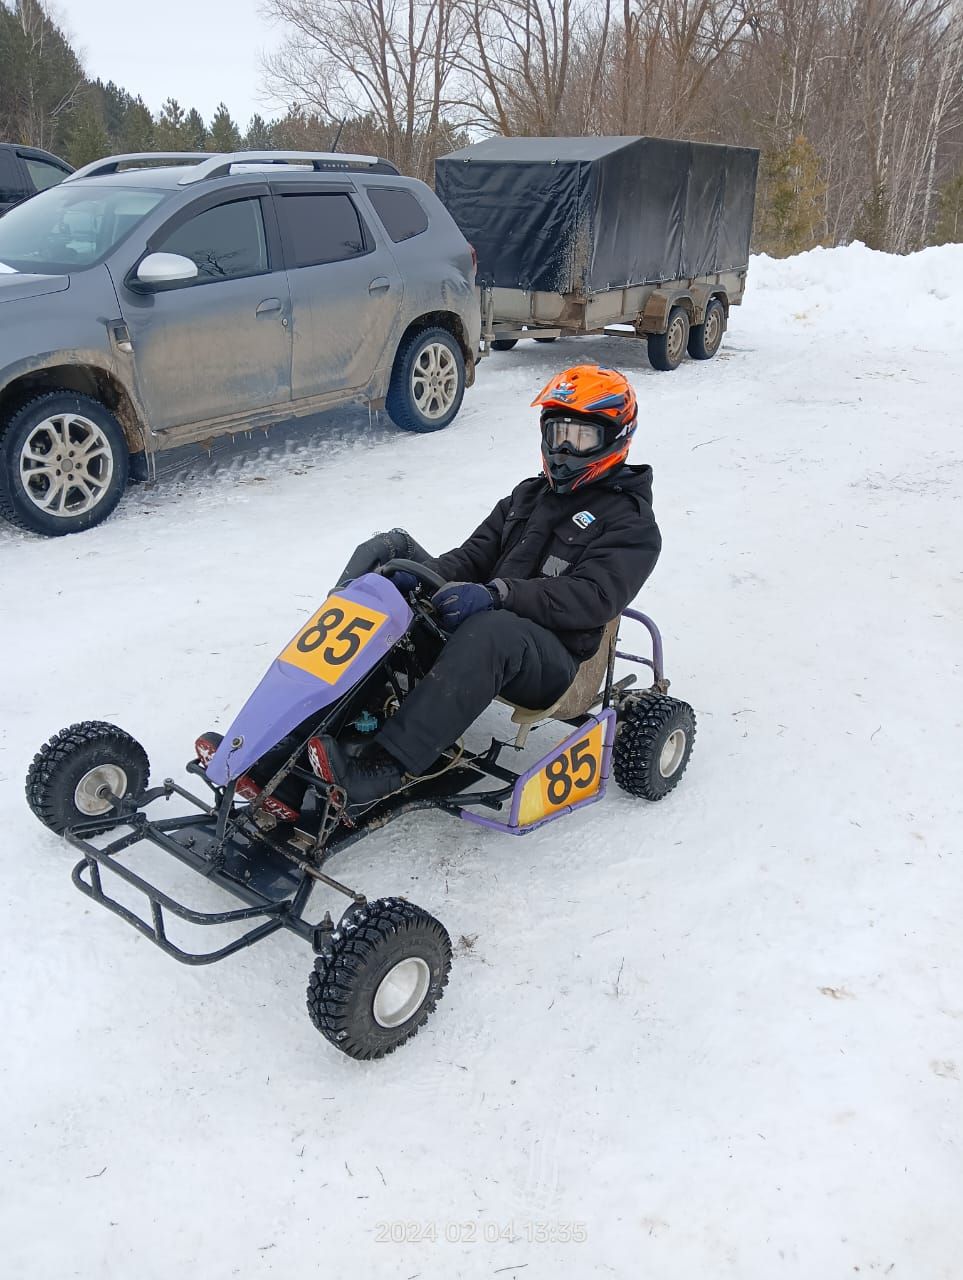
[758,135,826,256]
[854,182,889,251]
[120,96,155,152]
[208,102,241,153]
[63,98,110,167]
[184,107,208,151]
[932,169,963,245]
[155,97,188,150]
[245,113,274,150]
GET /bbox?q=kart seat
[500,618,619,745]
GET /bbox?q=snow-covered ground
[2,243,962,1279]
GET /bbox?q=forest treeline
[1,0,961,253]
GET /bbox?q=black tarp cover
[435,135,759,294]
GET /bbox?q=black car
[0,144,73,215]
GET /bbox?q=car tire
[307,897,452,1059]
[533,335,558,344]
[687,298,726,360]
[386,326,466,433]
[646,306,690,372]
[490,338,518,351]
[26,721,150,836]
[0,391,129,536]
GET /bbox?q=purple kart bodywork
[206,574,412,786]
[460,708,617,836]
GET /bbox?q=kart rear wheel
[307,898,451,1060]
[613,694,695,801]
[26,721,150,835]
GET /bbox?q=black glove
[387,568,420,596]
[431,581,500,631]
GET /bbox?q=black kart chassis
[66,607,666,967]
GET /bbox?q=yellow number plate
[518,720,606,827]
[278,595,388,685]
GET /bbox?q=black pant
[377,610,579,775]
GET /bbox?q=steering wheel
[377,558,448,633]
[378,558,446,593]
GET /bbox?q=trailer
[435,134,759,370]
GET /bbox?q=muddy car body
[0,151,479,535]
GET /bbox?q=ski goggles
[541,416,604,454]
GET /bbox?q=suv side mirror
[135,252,198,289]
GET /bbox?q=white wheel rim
[372,957,431,1028]
[74,764,128,816]
[411,342,458,420]
[659,729,686,778]
[19,414,114,517]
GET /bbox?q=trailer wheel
[613,694,695,800]
[307,898,451,1059]
[687,298,726,360]
[26,721,150,835]
[647,306,690,371]
[491,339,518,351]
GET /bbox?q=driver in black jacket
[314,364,662,804]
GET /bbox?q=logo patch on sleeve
[572,510,596,529]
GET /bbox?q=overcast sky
[55,0,286,127]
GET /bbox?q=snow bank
[749,240,963,340]
[1,244,961,1279]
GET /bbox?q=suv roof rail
[65,153,213,182]
[176,151,401,183]
[64,151,402,186]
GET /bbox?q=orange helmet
[531,365,638,493]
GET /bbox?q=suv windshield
[0,183,165,274]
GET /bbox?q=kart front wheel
[613,694,695,800]
[26,721,150,835]
[307,898,451,1060]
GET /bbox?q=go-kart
[26,554,695,1060]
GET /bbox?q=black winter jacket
[430,465,661,659]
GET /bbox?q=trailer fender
[638,286,730,334]
[637,289,694,335]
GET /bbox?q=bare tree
[263,0,464,180]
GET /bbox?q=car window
[155,198,268,282]
[367,187,429,242]
[22,156,69,193]
[277,193,369,268]
[0,150,24,205]
[0,183,165,272]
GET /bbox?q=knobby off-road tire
[0,391,129,536]
[613,694,696,801]
[307,897,452,1059]
[646,306,690,372]
[490,338,518,351]
[386,326,466,433]
[26,721,150,835]
[687,297,726,361]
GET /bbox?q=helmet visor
[542,416,604,455]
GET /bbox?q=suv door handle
[256,297,283,316]
[368,277,391,295]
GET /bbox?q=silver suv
[0,151,480,536]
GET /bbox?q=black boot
[308,735,406,805]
